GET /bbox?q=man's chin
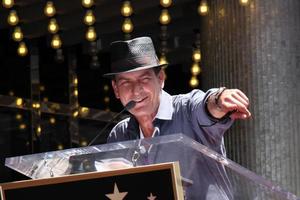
[131,109,153,118]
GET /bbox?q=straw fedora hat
[103,37,167,78]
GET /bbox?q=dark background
[0,0,202,183]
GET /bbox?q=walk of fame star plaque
[0,162,184,200]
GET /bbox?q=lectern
[2,134,300,200]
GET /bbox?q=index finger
[236,90,249,104]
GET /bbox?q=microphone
[87,100,136,146]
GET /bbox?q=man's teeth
[135,98,144,103]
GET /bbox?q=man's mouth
[134,96,147,104]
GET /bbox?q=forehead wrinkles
[116,69,154,82]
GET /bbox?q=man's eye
[119,81,130,86]
[142,77,150,82]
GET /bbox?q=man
[104,37,251,199]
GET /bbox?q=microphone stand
[69,101,136,174]
[87,101,136,146]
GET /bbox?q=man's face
[112,68,165,118]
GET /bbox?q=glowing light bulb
[8,91,14,96]
[19,123,26,130]
[192,49,201,62]
[15,114,22,120]
[82,0,94,8]
[39,85,45,92]
[73,111,79,118]
[84,10,95,25]
[49,117,56,124]
[189,76,199,88]
[160,0,172,8]
[122,18,133,33]
[48,18,59,33]
[2,0,14,8]
[159,55,168,65]
[80,107,89,114]
[239,0,249,6]
[81,140,87,146]
[73,77,78,85]
[159,9,171,25]
[191,63,201,76]
[51,34,62,49]
[198,0,209,16]
[74,89,78,96]
[17,42,28,56]
[7,10,19,26]
[57,144,64,150]
[103,85,109,91]
[121,1,133,17]
[12,26,23,42]
[36,125,42,136]
[44,1,56,17]
[16,98,23,106]
[35,103,41,109]
[85,26,97,41]
[104,96,110,103]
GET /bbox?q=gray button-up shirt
[108,89,233,154]
[107,89,234,200]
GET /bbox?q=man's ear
[111,80,120,99]
[158,69,166,89]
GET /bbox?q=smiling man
[104,37,251,199]
[111,66,164,138]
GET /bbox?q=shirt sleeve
[187,89,234,150]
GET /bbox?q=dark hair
[153,66,162,75]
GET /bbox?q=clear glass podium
[5,134,299,200]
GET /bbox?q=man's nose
[132,82,142,95]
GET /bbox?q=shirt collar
[155,90,173,120]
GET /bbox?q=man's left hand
[207,88,251,120]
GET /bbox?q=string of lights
[158,0,172,78]
[3,0,29,133]
[189,30,202,88]
[121,0,134,39]
[103,84,110,112]
[82,0,100,69]
[3,0,28,56]
[44,1,64,62]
